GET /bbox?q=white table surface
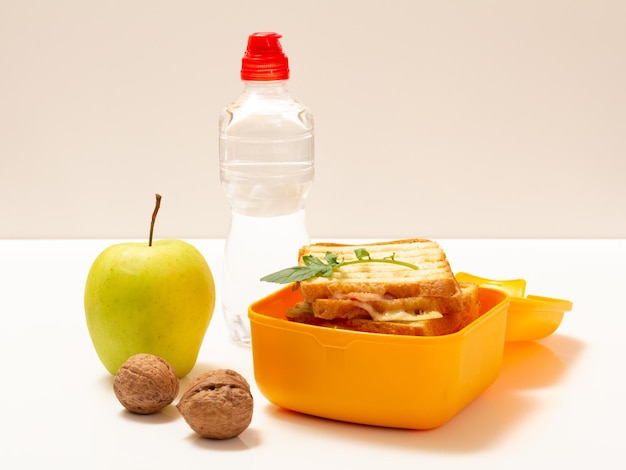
[1,238,624,469]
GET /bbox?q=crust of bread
[298,239,459,302]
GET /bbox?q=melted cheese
[333,292,386,302]
[352,301,443,322]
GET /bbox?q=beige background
[1,0,624,240]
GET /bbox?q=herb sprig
[260,248,419,284]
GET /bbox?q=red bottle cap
[241,32,290,81]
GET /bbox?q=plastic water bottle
[219,32,314,346]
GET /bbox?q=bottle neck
[242,80,289,94]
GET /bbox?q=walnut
[177,369,253,439]
[113,353,180,415]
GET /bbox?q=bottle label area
[221,161,313,216]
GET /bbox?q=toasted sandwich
[263,239,481,336]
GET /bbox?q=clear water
[221,211,309,346]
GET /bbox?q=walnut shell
[113,353,180,415]
[177,369,253,439]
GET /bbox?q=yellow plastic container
[249,285,509,429]
[455,273,573,342]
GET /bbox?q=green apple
[84,195,215,378]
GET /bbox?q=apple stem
[149,194,162,247]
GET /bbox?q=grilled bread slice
[298,239,460,303]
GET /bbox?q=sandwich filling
[328,291,444,322]
[351,301,443,322]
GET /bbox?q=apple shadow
[97,372,114,388]
[262,334,586,453]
